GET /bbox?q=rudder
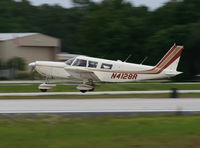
[155,44,183,72]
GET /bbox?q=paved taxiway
[0,98,200,114]
[0,90,200,96]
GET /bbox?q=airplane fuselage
[29,45,183,92]
[32,55,181,82]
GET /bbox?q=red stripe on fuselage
[143,47,183,74]
[155,44,177,68]
[139,46,182,74]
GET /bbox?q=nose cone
[29,62,36,68]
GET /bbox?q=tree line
[0,0,200,80]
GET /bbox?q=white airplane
[29,44,183,93]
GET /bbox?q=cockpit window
[65,58,75,65]
[73,59,87,67]
[101,63,113,69]
[88,61,98,68]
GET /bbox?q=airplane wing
[64,67,100,81]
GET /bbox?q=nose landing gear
[38,77,56,92]
[38,83,56,92]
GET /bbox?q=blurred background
[0,0,200,81]
[0,2,200,148]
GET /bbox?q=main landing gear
[38,78,97,93]
[76,79,97,93]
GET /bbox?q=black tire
[80,90,87,93]
[40,89,47,92]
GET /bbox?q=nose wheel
[38,83,56,92]
[80,90,87,93]
[38,77,56,92]
[40,89,48,92]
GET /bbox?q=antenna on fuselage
[140,56,148,65]
[124,54,132,62]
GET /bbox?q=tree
[6,57,26,71]
[0,0,200,80]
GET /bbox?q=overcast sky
[25,0,170,10]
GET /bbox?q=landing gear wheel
[40,89,47,92]
[38,83,56,92]
[80,90,87,93]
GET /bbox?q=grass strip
[0,115,200,148]
[0,83,200,93]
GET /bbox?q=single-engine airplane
[29,44,183,93]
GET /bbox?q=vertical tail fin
[155,44,183,72]
[139,44,183,74]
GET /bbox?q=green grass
[0,115,200,148]
[0,83,200,93]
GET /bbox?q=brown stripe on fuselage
[155,44,177,67]
[141,47,183,74]
[140,46,182,74]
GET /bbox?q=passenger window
[88,61,98,68]
[73,59,87,67]
[101,63,113,69]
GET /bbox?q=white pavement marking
[0,98,200,114]
[0,80,43,84]
[0,90,200,96]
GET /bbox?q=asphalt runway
[0,98,200,115]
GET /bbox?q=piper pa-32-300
[29,44,183,93]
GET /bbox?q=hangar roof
[0,33,38,41]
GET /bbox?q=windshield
[65,58,75,65]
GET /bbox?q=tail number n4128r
[111,73,138,80]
